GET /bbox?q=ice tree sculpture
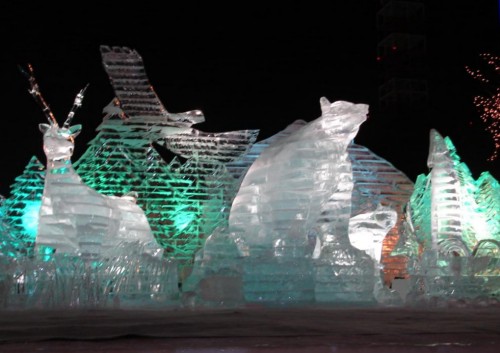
[20,64,161,259]
[74,106,180,250]
[426,130,492,254]
[0,207,17,308]
[0,196,19,258]
[2,156,45,256]
[397,129,500,303]
[398,129,499,256]
[182,121,310,305]
[161,130,259,225]
[475,172,500,248]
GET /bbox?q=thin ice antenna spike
[63,83,89,128]
[18,63,58,126]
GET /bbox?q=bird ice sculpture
[20,64,161,259]
[99,45,259,266]
[99,45,258,165]
[100,45,205,132]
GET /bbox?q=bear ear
[69,124,82,138]
[319,97,331,115]
[39,123,51,134]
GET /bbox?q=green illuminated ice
[394,129,500,304]
[1,46,499,310]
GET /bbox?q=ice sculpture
[348,204,398,265]
[348,143,414,282]
[230,99,366,246]
[182,122,312,306]
[100,46,204,130]
[226,120,307,184]
[3,244,180,310]
[182,227,244,308]
[406,129,499,255]
[397,129,500,304]
[348,204,403,304]
[0,197,19,258]
[95,45,259,269]
[0,197,18,308]
[2,156,45,256]
[225,122,415,283]
[3,47,497,309]
[226,98,377,304]
[20,64,161,259]
[182,100,410,306]
[74,104,199,261]
[159,130,259,239]
[427,129,472,254]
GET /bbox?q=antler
[63,84,89,128]
[18,63,58,126]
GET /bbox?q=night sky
[1,1,499,197]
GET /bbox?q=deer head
[20,64,87,162]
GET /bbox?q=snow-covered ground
[1,306,500,352]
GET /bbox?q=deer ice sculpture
[20,64,161,259]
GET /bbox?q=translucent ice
[182,227,244,308]
[348,143,414,282]
[348,204,398,265]
[4,246,179,309]
[2,156,45,256]
[100,45,205,130]
[230,98,367,250]
[19,64,161,259]
[228,98,376,304]
[186,100,397,307]
[401,129,499,257]
[397,129,500,304]
[226,124,414,283]
[3,51,497,310]
[96,46,259,268]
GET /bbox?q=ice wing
[100,45,204,127]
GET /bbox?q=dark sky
[1,1,499,197]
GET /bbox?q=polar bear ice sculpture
[229,98,368,251]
